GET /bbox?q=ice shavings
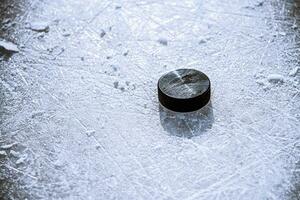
[0,40,19,53]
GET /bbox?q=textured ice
[9,150,20,157]
[100,30,106,38]
[15,156,27,165]
[279,31,287,36]
[0,143,17,150]
[86,130,96,137]
[0,40,19,53]
[158,38,168,46]
[289,67,299,77]
[0,151,7,157]
[27,22,49,32]
[0,0,300,199]
[292,23,298,29]
[267,74,285,83]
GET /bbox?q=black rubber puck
[158,69,211,112]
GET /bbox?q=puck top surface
[158,69,210,99]
[158,69,211,112]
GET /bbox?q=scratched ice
[0,0,300,199]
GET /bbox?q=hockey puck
[158,69,211,112]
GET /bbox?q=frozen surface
[0,0,300,199]
[26,22,50,32]
[0,40,19,53]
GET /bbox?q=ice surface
[0,40,19,53]
[158,38,168,46]
[292,23,298,29]
[0,151,7,157]
[100,30,106,38]
[15,156,27,165]
[0,143,17,150]
[86,130,96,137]
[279,31,287,36]
[9,150,20,157]
[0,0,300,199]
[289,67,299,77]
[27,22,50,32]
[267,74,285,83]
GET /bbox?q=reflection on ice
[159,102,214,138]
